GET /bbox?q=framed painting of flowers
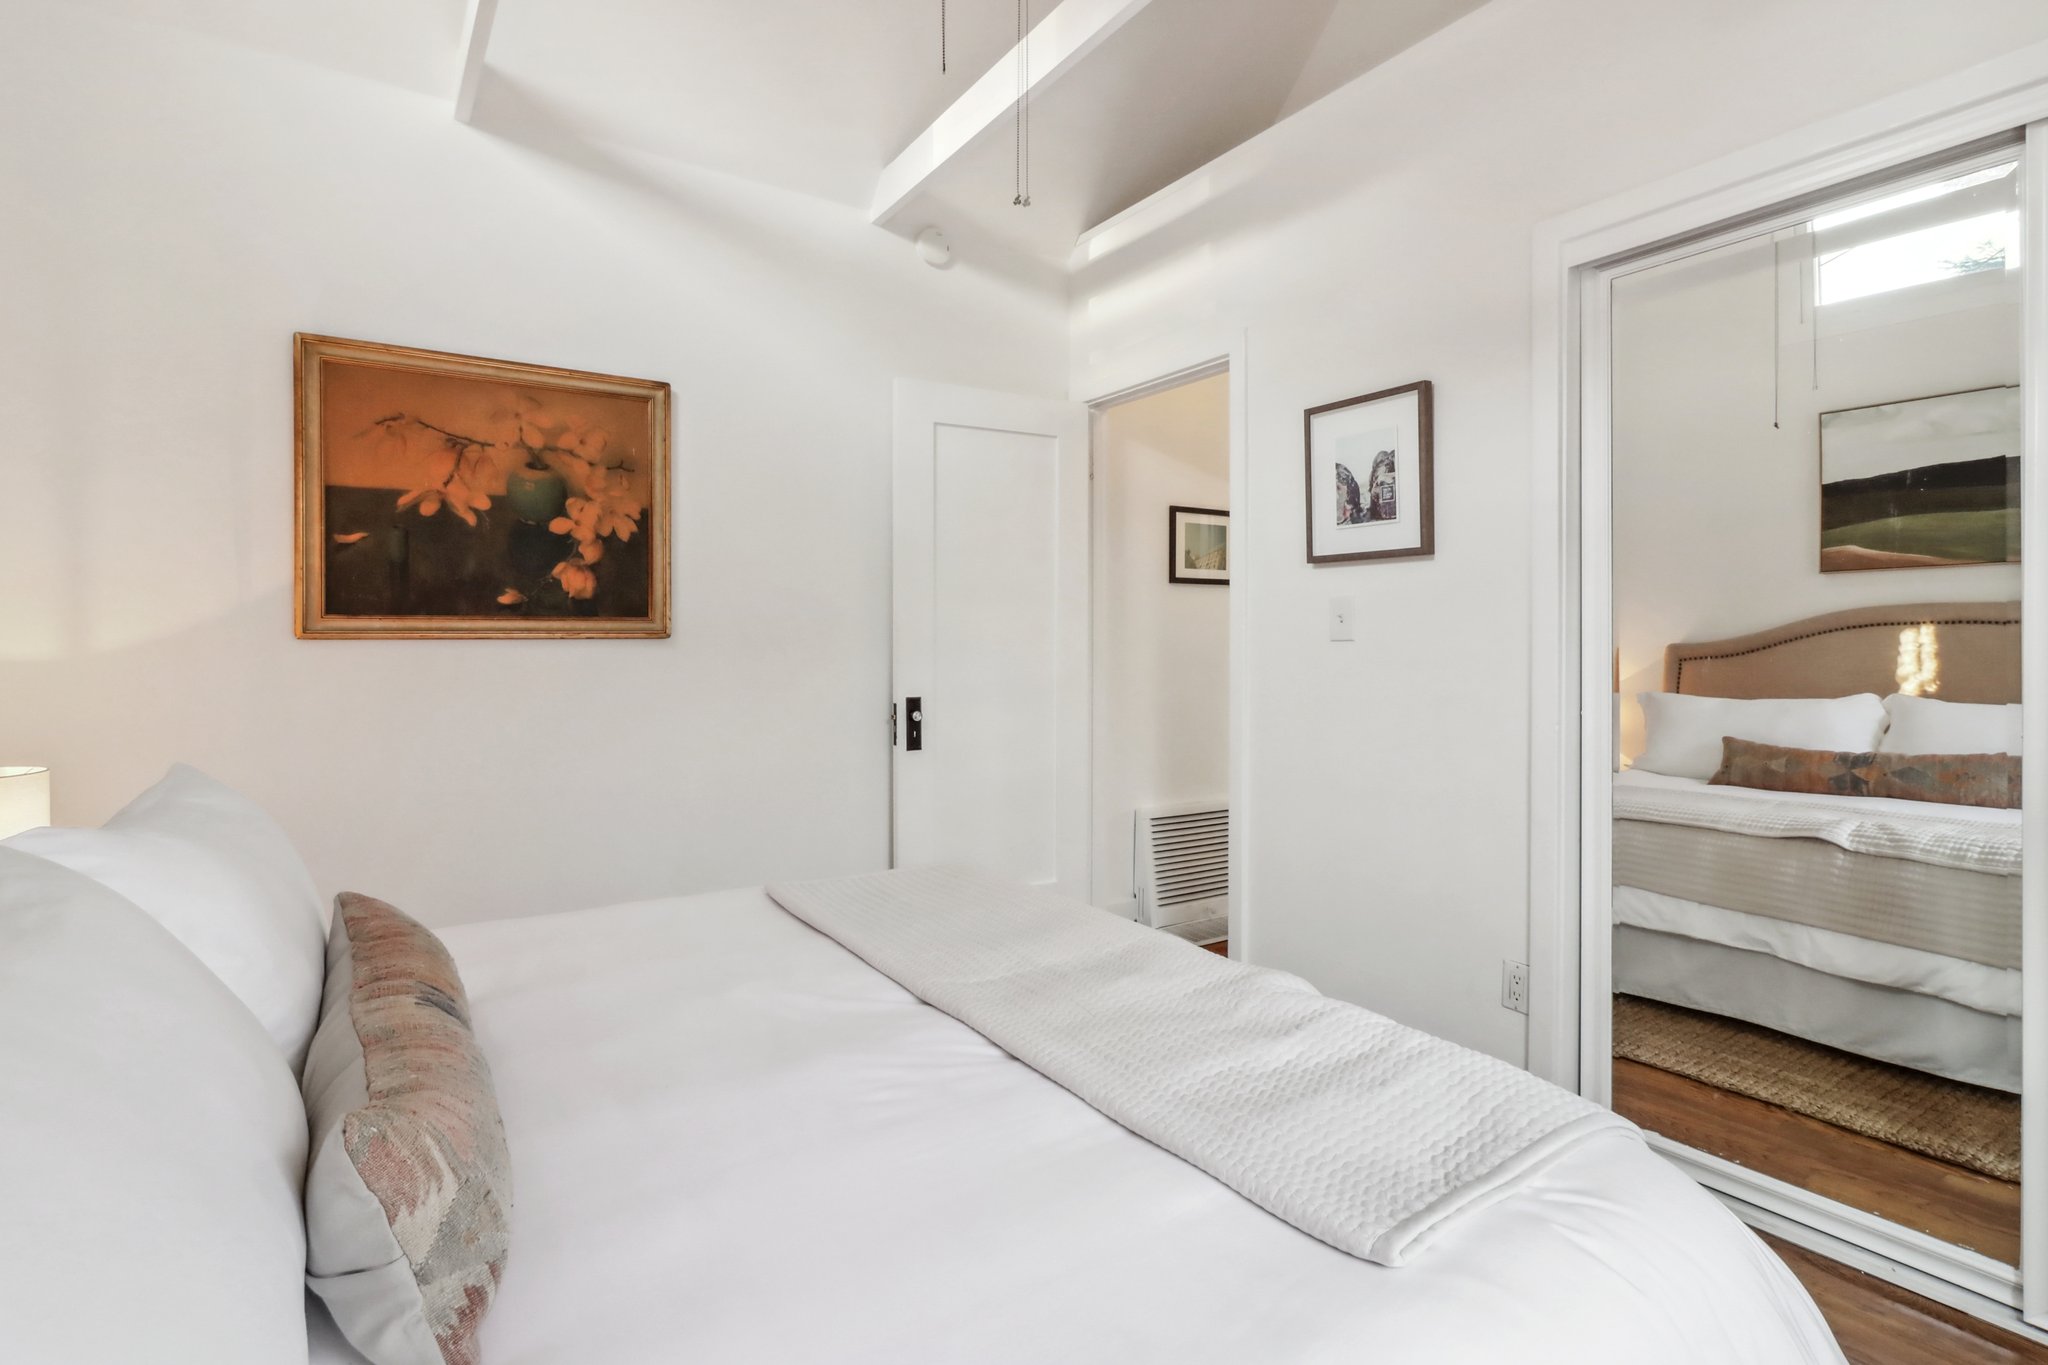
[295,334,670,639]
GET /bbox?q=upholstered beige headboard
[1663,601,2021,704]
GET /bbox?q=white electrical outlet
[1501,960,1529,1014]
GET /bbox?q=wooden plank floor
[1612,1057,2019,1263]
[1763,1234,2048,1364]
[1614,1058,2043,1361]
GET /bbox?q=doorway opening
[1088,366,1233,952]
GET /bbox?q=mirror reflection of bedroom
[1608,152,2023,1262]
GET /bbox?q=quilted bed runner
[765,866,1626,1266]
[1613,784,2020,876]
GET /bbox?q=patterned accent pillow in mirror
[302,893,512,1365]
[1710,736,2020,810]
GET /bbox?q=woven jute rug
[1612,994,2019,1182]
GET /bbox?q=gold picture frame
[295,334,670,639]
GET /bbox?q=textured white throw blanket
[765,867,1627,1266]
[1613,785,2020,876]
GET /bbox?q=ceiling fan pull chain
[940,0,947,73]
[1013,0,1031,207]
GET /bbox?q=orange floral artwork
[296,335,669,638]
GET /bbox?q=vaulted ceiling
[92,0,1488,267]
[874,0,1490,262]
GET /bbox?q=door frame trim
[1084,333,1250,959]
[1528,38,2048,1327]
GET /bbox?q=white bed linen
[1612,768,2020,1088]
[1614,885,2019,1016]
[311,887,1840,1365]
[1615,925,2020,1092]
[768,867,1625,1268]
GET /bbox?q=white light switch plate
[1328,597,1356,642]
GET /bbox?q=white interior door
[893,379,1090,897]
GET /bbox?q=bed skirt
[1614,925,2020,1093]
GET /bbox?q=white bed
[309,885,1837,1365]
[1614,768,2021,1090]
[1614,602,2023,1091]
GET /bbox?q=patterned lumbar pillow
[302,892,512,1365]
[1709,735,2021,810]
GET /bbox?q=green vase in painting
[504,457,567,525]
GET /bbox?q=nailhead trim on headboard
[1672,614,2018,693]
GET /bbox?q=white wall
[1069,0,2048,1063]
[1612,231,2022,758]
[0,2,1067,926]
[1091,374,1230,915]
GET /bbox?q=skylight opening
[1810,159,2020,307]
[1816,209,2018,306]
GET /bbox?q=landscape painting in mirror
[1819,385,2019,573]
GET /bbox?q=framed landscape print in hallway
[1169,505,1229,584]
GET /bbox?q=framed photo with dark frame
[1168,505,1229,585]
[1304,380,1433,565]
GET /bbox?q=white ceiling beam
[870,0,1157,226]
[453,0,500,124]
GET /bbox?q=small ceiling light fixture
[916,227,954,269]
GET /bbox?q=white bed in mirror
[1614,601,2021,1092]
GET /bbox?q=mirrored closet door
[1599,146,2027,1286]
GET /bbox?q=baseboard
[1645,1133,2048,1342]
[1734,1199,2048,1347]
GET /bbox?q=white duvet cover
[310,887,1840,1365]
[1614,885,2020,1017]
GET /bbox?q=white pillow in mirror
[0,847,310,1364]
[3,764,327,1070]
[1633,692,1889,781]
[1879,692,2021,757]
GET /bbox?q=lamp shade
[0,767,51,839]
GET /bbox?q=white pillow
[1879,692,2022,757]
[1633,691,1889,781]
[0,848,311,1364]
[4,765,327,1070]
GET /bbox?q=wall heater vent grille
[1134,800,1228,942]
